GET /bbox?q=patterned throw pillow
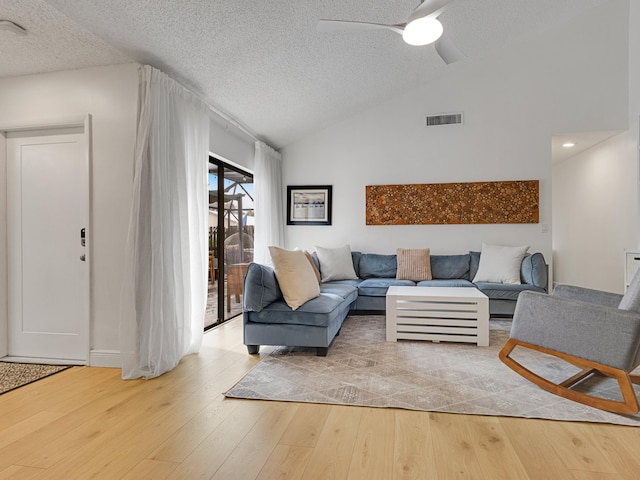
[396,248,432,281]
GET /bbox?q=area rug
[225,315,640,426]
[0,362,71,395]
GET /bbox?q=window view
[205,158,254,329]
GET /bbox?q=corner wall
[0,64,139,364]
[553,134,637,292]
[0,63,257,366]
[552,0,640,293]
[281,1,628,264]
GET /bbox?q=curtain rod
[206,101,264,146]
[142,64,267,148]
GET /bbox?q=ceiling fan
[317,0,464,64]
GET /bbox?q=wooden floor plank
[255,445,313,480]
[392,410,437,480]
[149,397,240,463]
[428,412,486,479]
[499,416,572,479]
[347,407,395,480]
[279,402,331,448]
[120,459,179,480]
[0,366,118,428]
[568,423,640,480]
[569,471,625,480]
[464,416,529,480]
[551,422,620,475]
[210,402,299,480]
[0,411,65,451]
[301,405,363,480]
[7,377,166,470]
[0,465,46,480]
[25,383,196,479]
[165,399,270,480]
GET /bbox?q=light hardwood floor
[2,317,640,480]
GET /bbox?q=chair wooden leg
[559,368,597,388]
[499,338,640,415]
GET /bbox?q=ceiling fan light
[402,17,443,46]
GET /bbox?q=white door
[6,127,89,363]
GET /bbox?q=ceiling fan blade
[408,0,452,23]
[434,34,465,64]
[317,19,404,35]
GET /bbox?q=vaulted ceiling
[1,0,610,148]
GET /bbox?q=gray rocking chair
[499,271,640,414]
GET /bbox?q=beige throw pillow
[396,248,432,281]
[268,246,320,310]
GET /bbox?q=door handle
[80,228,86,247]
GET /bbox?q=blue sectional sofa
[243,262,358,356]
[242,251,548,356]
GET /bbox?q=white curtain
[120,65,209,379]
[253,141,284,265]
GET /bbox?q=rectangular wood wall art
[366,180,539,225]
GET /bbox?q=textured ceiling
[1,0,609,148]
[0,0,130,76]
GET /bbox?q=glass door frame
[207,156,254,329]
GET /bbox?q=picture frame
[286,185,332,225]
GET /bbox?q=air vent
[425,112,463,127]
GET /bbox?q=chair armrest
[553,284,623,308]
[510,291,640,371]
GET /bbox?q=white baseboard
[89,349,121,368]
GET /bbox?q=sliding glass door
[205,158,254,329]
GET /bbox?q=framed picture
[287,185,332,225]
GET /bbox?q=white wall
[551,0,640,293]
[553,134,637,292]
[209,114,255,171]
[0,64,139,363]
[282,1,628,266]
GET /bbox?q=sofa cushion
[358,278,415,296]
[243,263,283,312]
[269,246,320,310]
[472,243,529,284]
[430,254,470,280]
[416,279,474,287]
[315,245,359,282]
[359,254,397,279]
[246,291,355,327]
[469,251,481,281]
[322,278,362,288]
[521,252,548,289]
[396,248,432,281]
[320,283,359,301]
[474,282,546,301]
